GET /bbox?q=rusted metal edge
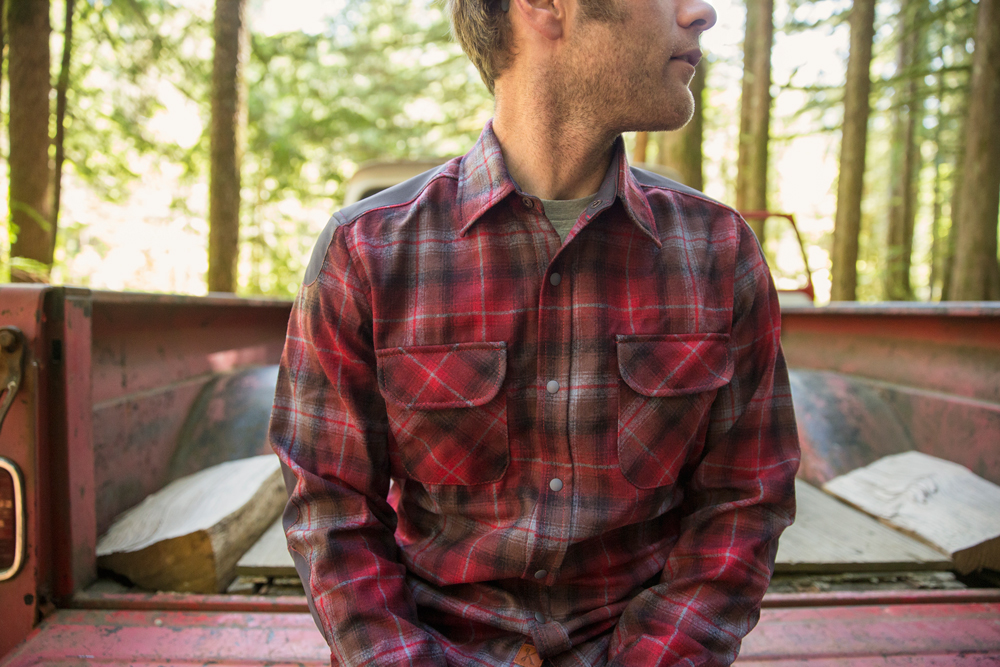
[783,302,1000,317]
[69,588,1000,614]
[90,289,293,309]
[70,591,310,613]
[761,588,1000,608]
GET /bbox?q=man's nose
[678,0,718,33]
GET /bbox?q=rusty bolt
[0,330,15,352]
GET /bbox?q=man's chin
[634,91,696,134]
[632,108,695,135]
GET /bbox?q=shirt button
[534,611,546,623]
[546,380,560,394]
[590,199,603,208]
[549,273,562,286]
[534,569,548,579]
[549,478,564,492]
[522,197,535,209]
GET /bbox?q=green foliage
[32,0,492,296]
[775,0,978,301]
[237,0,493,297]
[66,0,211,201]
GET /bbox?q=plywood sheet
[237,518,296,577]
[776,479,950,573]
[824,451,1000,574]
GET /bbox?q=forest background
[1,0,998,303]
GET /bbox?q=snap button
[546,380,560,394]
[534,569,548,579]
[534,611,545,623]
[549,478,563,492]
[549,273,562,286]
[523,197,535,209]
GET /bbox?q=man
[269,0,799,665]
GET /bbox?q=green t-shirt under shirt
[540,195,596,244]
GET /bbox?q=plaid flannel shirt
[269,122,799,667]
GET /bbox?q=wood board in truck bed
[97,455,286,593]
[238,478,950,578]
[824,451,1000,574]
[775,479,949,572]
[237,517,296,577]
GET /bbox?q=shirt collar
[457,121,661,248]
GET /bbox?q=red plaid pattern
[269,122,799,667]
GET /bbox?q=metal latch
[0,327,26,581]
[0,327,25,433]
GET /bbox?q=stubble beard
[558,11,696,138]
[564,50,696,139]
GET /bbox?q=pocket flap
[616,334,732,397]
[377,342,507,409]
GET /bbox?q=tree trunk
[830,0,876,302]
[658,58,706,191]
[7,0,52,283]
[884,0,923,301]
[928,57,945,301]
[208,0,247,293]
[1,0,6,131]
[736,0,773,242]
[633,131,649,164]
[949,0,1000,300]
[52,0,74,248]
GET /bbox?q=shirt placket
[513,196,566,651]
[528,198,621,657]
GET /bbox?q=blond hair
[447,0,627,94]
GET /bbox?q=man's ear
[510,0,567,41]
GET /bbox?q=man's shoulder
[303,160,460,286]
[336,159,460,226]
[628,165,735,215]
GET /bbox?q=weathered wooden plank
[97,455,285,593]
[237,478,951,577]
[824,451,1000,574]
[775,479,950,573]
[236,518,295,577]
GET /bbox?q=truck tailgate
[4,591,999,666]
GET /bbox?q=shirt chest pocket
[376,342,509,485]
[616,334,734,489]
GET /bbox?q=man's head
[448,0,625,95]
[449,0,716,135]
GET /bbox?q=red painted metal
[66,587,1000,615]
[762,588,1000,608]
[5,290,1000,665]
[0,609,329,666]
[738,601,1000,664]
[781,303,1000,403]
[166,365,280,482]
[70,591,310,613]
[782,303,1000,486]
[741,210,817,302]
[3,600,999,666]
[48,291,97,601]
[0,287,292,659]
[87,291,291,535]
[0,286,53,657]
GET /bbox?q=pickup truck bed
[5,590,1000,665]
[2,287,999,665]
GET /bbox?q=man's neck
[492,80,617,201]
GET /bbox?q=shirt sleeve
[269,220,447,666]
[607,218,800,666]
